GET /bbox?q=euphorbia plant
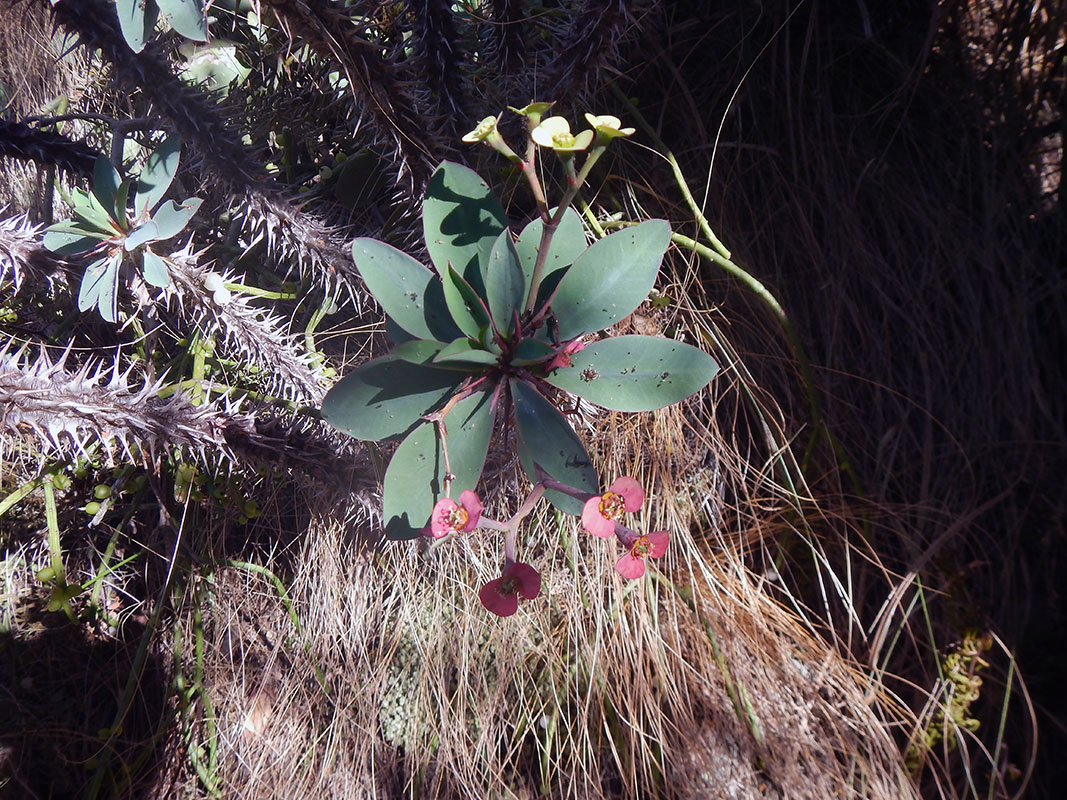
[43,135,202,321]
[322,106,718,610]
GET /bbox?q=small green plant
[42,135,202,321]
[322,106,719,611]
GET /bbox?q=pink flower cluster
[581,476,669,579]
[421,475,668,619]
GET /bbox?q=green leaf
[124,220,160,250]
[135,135,182,214]
[382,390,495,540]
[352,238,461,342]
[70,189,121,235]
[157,0,209,41]
[442,264,492,338]
[385,316,414,345]
[151,197,202,239]
[433,338,498,367]
[78,253,122,323]
[115,0,158,53]
[544,335,719,411]
[510,338,555,366]
[180,40,251,95]
[321,356,465,442]
[423,161,507,290]
[141,249,171,287]
[92,157,123,218]
[511,379,598,514]
[393,339,446,365]
[483,229,524,338]
[550,220,671,340]
[514,207,586,307]
[42,224,108,256]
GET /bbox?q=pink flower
[615,530,670,579]
[547,339,586,372]
[479,562,541,617]
[427,490,483,538]
[581,476,644,538]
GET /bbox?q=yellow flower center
[447,506,469,530]
[552,132,576,148]
[631,537,650,558]
[598,491,625,520]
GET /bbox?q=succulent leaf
[544,335,719,411]
[157,0,209,41]
[352,237,461,342]
[151,197,203,239]
[71,189,121,235]
[483,229,525,338]
[383,390,494,540]
[321,356,464,442]
[42,224,108,256]
[423,161,507,290]
[432,338,498,367]
[115,0,158,53]
[124,220,160,250]
[92,157,123,217]
[135,134,182,214]
[551,220,671,340]
[78,253,123,322]
[141,249,171,287]
[510,338,555,366]
[511,379,597,514]
[393,339,447,365]
[442,263,492,338]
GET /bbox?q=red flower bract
[615,530,669,579]
[581,476,645,538]
[427,490,483,538]
[479,562,541,617]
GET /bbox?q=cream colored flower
[584,113,635,140]
[530,116,594,152]
[462,115,499,143]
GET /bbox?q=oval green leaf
[353,238,461,342]
[383,390,495,540]
[442,264,491,338]
[550,220,671,340]
[124,220,160,250]
[510,337,555,366]
[78,253,122,323]
[157,0,208,41]
[115,0,157,53]
[423,161,507,290]
[92,157,123,217]
[393,339,446,365]
[544,335,719,411]
[141,249,171,287]
[135,135,182,214]
[71,189,121,235]
[483,229,524,338]
[43,225,108,256]
[511,379,597,514]
[321,356,465,442]
[151,197,202,239]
